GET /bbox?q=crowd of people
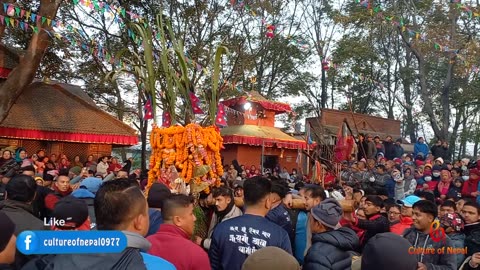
[0,136,479,270]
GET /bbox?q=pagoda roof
[0,81,138,146]
[222,91,292,114]
[220,125,307,149]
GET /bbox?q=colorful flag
[215,104,227,126]
[189,92,204,114]
[143,96,153,120]
[162,112,171,127]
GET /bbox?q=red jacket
[390,216,413,235]
[147,224,210,270]
[44,185,73,210]
[462,178,480,199]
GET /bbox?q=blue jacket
[141,252,176,270]
[303,227,359,270]
[449,233,465,268]
[266,203,293,242]
[147,209,163,237]
[386,178,396,199]
[414,143,429,157]
[294,211,308,265]
[209,214,292,270]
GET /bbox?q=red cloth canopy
[0,127,138,146]
[223,135,307,149]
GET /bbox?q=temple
[220,91,308,172]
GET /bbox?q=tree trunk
[321,67,327,108]
[140,120,148,172]
[0,0,63,123]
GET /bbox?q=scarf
[437,181,451,195]
[214,196,235,223]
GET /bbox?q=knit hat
[0,212,15,252]
[69,166,82,176]
[393,158,402,164]
[470,168,479,177]
[311,198,343,229]
[432,165,442,172]
[147,183,172,209]
[397,195,421,207]
[439,212,464,233]
[435,157,444,165]
[241,246,300,270]
[80,177,103,194]
[362,233,417,270]
[51,196,89,229]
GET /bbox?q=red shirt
[147,224,210,270]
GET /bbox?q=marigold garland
[147,123,224,194]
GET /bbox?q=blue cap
[397,195,421,207]
[80,177,103,194]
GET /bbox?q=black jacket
[355,213,390,250]
[0,200,49,270]
[383,141,396,160]
[465,222,480,257]
[303,227,359,270]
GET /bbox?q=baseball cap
[397,195,421,207]
[51,196,89,229]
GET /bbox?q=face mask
[432,172,441,177]
[462,176,469,181]
[425,176,432,182]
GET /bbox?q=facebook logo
[16,231,38,255]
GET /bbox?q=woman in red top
[462,169,480,200]
[108,157,122,174]
[434,169,454,203]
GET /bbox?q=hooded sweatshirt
[403,228,457,270]
[303,227,359,270]
[23,231,175,270]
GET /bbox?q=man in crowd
[360,232,417,270]
[266,180,293,242]
[146,183,172,237]
[41,179,175,270]
[0,212,16,265]
[71,177,103,230]
[297,185,326,263]
[347,195,389,250]
[414,137,430,159]
[148,194,210,270]
[303,198,359,269]
[44,174,73,214]
[462,201,480,257]
[197,186,242,250]
[50,196,91,231]
[391,195,421,235]
[0,175,48,269]
[209,176,292,270]
[403,200,456,270]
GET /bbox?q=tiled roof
[0,44,21,70]
[220,124,307,149]
[0,81,137,144]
